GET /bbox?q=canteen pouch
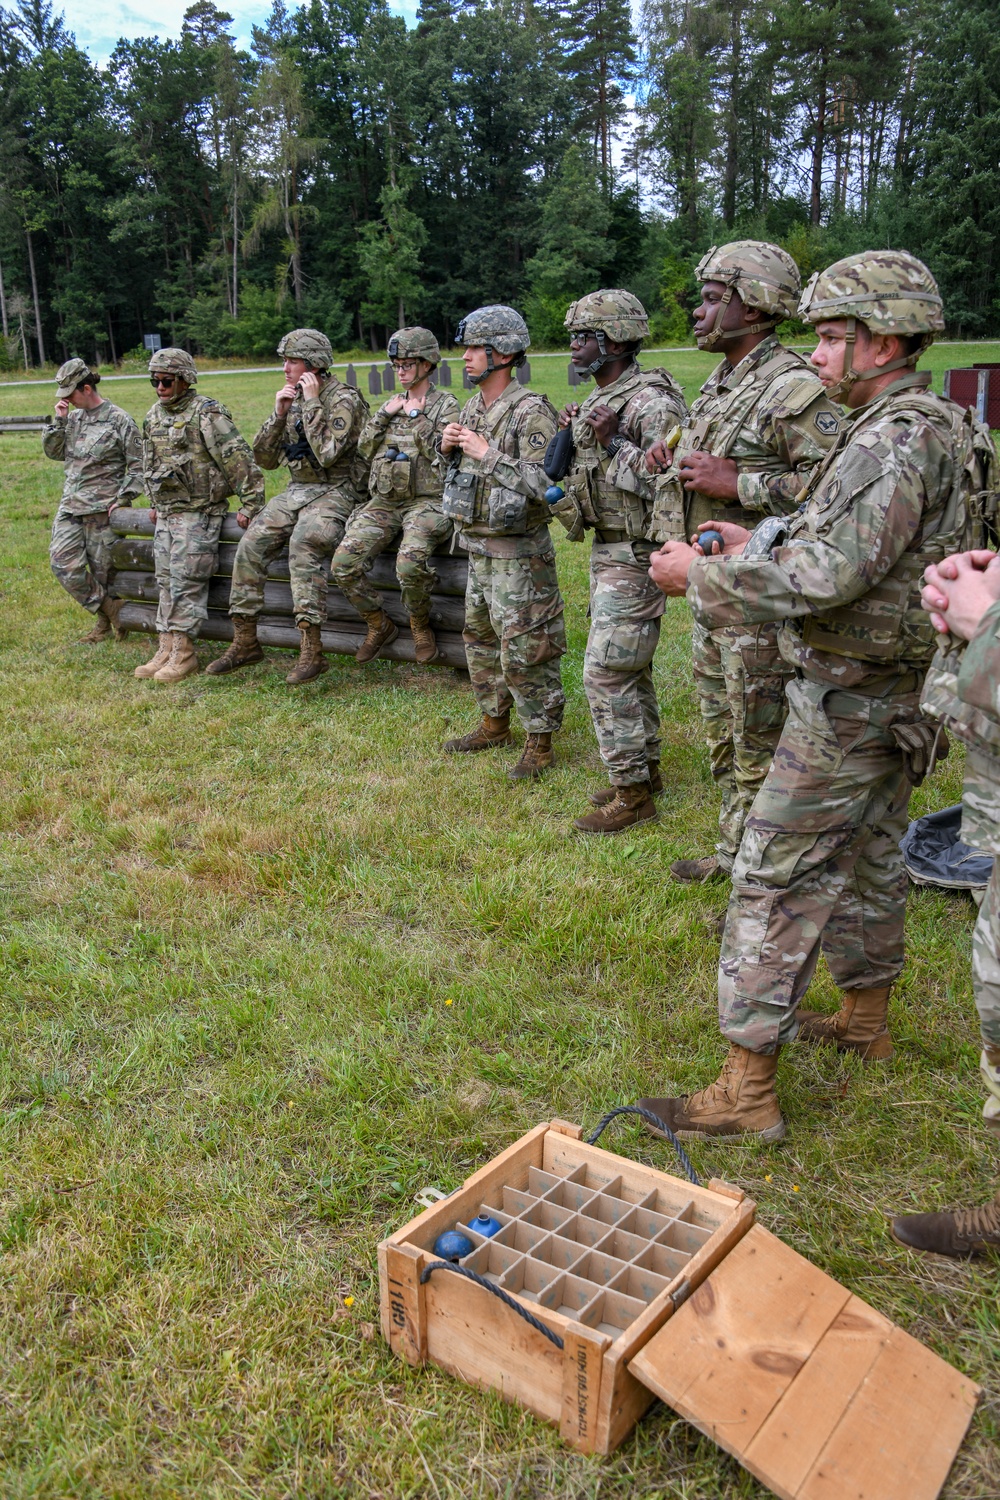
[376,452,416,502]
[442,463,477,523]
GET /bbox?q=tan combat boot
[81,596,125,643]
[153,631,199,683]
[670,854,726,884]
[286,623,328,684]
[443,712,514,753]
[573,781,657,834]
[410,616,438,665]
[508,733,554,781]
[797,986,893,1061]
[891,1187,1000,1258]
[636,1044,786,1142]
[356,609,399,663]
[590,762,663,806]
[79,610,111,643]
[135,633,172,678]
[205,616,264,675]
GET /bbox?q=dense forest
[0,0,998,367]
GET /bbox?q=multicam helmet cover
[276,328,334,368]
[798,250,944,399]
[387,326,440,366]
[55,357,98,398]
[148,346,198,384]
[694,240,801,350]
[563,289,649,377]
[454,304,530,383]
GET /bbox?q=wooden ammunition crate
[379,1120,980,1499]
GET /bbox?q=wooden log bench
[0,415,50,432]
[108,508,470,669]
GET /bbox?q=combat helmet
[694,240,801,351]
[148,347,198,385]
[454,304,530,382]
[387,326,440,367]
[277,328,333,369]
[564,290,648,377]
[55,357,98,398]
[798,250,944,400]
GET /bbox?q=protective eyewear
[150,375,176,389]
[392,359,420,372]
[569,330,598,346]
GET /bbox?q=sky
[67,0,418,65]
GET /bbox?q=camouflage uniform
[556,292,687,784]
[43,358,143,615]
[230,346,370,628]
[652,244,843,869]
[688,253,986,1056]
[444,308,565,733]
[143,351,264,637]
[331,387,458,622]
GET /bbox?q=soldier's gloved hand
[648,541,697,597]
[645,440,673,473]
[692,521,751,556]
[558,403,579,429]
[54,399,70,419]
[678,450,740,499]
[585,405,619,445]
[236,510,251,530]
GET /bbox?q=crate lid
[628,1224,979,1500]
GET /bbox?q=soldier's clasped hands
[921,551,1000,640]
[441,423,489,461]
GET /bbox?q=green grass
[0,351,997,1498]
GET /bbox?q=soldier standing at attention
[139,348,264,684]
[330,327,459,665]
[440,305,565,780]
[639,251,990,1142]
[550,291,687,833]
[890,546,1000,1256]
[207,328,369,684]
[645,243,842,884]
[43,358,143,642]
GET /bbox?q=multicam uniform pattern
[43,401,143,614]
[229,376,370,626]
[652,335,842,866]
[923,598,1000,1133]
[445,381,565,733]
[143,392,264,637]
[558,364,687,783]
[329,388,459,622]
[687,372,986,1053]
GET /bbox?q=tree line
[0,0,997,370]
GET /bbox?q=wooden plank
[629,1227,850,1460]
[382,1240,427,1365]
[560,1322,612,1451]
[542,1135,743,1229]
[796,1324,980,1500]
[549,1119,583,1141]
[742,1294,893,1499]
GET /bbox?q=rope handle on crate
[586,1105,701,1186]
[419,1261,565,1350]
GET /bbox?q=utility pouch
[487,486,528,534]
[891,717,950,786]
[441,461,477,523]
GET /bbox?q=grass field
[0,346,998,1498]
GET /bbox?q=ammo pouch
[891,717,950,786]
[442,463,477,523]
[485,486,528,534]
[375,450,416,503]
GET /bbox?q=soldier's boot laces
[573,781,657,835]
[356,609,398,664]
[670,853,726,884]
[797,985,894,1061]
[636,1045,786,1143]
[409,616,438,665]
[508,733,554,781]
[443,712,514,754]
[153,631,199,684]
[135,633,173,679]
[590,762,663,806]
[891,1188,1000,1258]
[206,615,264,675]
[286,623,328,685]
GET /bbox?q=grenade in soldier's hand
[696,529,725,555]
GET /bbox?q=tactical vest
[145,397,232,508]
[790,392,996,668]
[651,347,812,543]
[369,390,451,508]
[443,384,555,537]
[282,382,370,494]
[564,367,680,541]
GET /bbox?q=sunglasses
[150,375,176,388]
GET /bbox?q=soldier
[644,242,842,882]
[207,328,369,684]
[330,327,459,664]
[440,305,565,779]
[638,250,991,1141]
[891,548,1000,1256]
[549,291,687,832]
[43,357,143,641]
[139,348,264,684]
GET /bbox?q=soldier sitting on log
[330,327,460,665]
[206,328,370,685]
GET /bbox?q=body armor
[564,366,681,541]
[144,395,233,513]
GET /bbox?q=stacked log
[108,509,469,669]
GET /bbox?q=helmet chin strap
[468,346,517,386]
[825,317,926,402]
[697,280,778,351]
